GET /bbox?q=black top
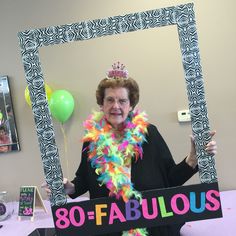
[70,124,198,236]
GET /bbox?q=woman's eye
[105,97,128,105]
[109,98,114,102]
[106,98,114,103]
[119,99,128,105]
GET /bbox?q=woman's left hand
[186,130,217,168]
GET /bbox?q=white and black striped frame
[18,3,217,207]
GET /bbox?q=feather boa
[82,110,149,236]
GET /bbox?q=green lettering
[158,196,173,217]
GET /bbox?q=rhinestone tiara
[107,62,128,79]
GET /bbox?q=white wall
[0,0,236,201]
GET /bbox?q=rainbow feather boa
[82,110,149,236]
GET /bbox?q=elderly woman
[43,62,217,236]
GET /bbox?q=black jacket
[70,124,198,236]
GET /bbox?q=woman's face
[0,129,6,138]
[101,87,132,130]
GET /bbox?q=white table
[181,190,236,236]
[0,197,88,236]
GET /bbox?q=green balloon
[49,90,75,123]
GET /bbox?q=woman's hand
[41,178,75,198]
[41,182,51,198]
[186,131,217,168]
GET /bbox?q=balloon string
[60,123,69,178]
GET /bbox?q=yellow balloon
[45,84,53,101]
[25,84,53,107]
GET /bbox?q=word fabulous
[52,183,222,236]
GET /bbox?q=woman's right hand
[63,178,75,194]
[41,178,75,198]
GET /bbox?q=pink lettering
[109,203,126,224]
[206,190,220,211]
[171,194,190,215]
[55,208,70,229]
[142,198,158,219]
[69,206,85,227]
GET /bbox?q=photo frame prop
[18,2,222,234]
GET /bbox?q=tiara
[107,62,129,79]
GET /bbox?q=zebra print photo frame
[18,2,221,233]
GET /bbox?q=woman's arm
[148,124,198,186]
[68,142,90,199]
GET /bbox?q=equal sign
[87,211,95,220]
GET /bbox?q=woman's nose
[112,100,120,108]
